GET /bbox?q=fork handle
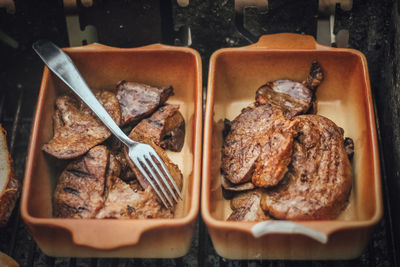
[33,40,135,147]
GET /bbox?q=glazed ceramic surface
[202,33,382,260]
[21,43,202,258]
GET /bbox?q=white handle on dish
[251,221,328,244]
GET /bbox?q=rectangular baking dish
[202,33,382,260]
[21,43,202,258]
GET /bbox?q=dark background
[0,0,399,266]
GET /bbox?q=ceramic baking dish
[21,43,202,258]
[202,33,382,260]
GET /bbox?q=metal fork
[33,40,182,208]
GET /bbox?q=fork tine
[150,152,183,200]
[141,154,175,206]
[133,157,170,208]
[145,154,179,203]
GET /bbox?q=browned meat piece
[221,177,255,192]
[344,137,354,159]
[255,61,323,118]
[96,176,174,219]
[116,81,174,125]
[113,151,137,182]
[53,145,109,218]
[302,61,324,91]
[42,91,121,159]
[125,129,183,194]
[133,104,185,152]
[221,104,297,187]
[227,190,270,221]
[261,115,352,220]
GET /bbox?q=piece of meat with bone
[96,176,174,219]
[221,104,297,187]
[42,91,121,159]
[133,104,185,152]
[255,61,323,118]
[125,129,183,197]
[261,115,352,220]
[227,190,270,221]
[116,81,174,126]
[53,145,109,218]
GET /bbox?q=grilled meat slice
[221,177,255,192]
[125,129,183,194]
[53,145,109,218]
[221,104,297,187]
[96,176,174,219]
[255,61,323,118]
[42,91,121,159]
[227,190,270,221]
[261,115,352,220]
[133,104,185,152]
[116,81,174,125]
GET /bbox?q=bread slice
[0,251,19,267]
[0,124,19,226]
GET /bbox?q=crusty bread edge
[0,124,20,227]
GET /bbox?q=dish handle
[64,221,151,250]
[251,221,328,244]
[247,33,332,50]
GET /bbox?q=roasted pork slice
[125,129,183,194]
[96,176,174,219]
[116,81,174,125]
[227,190,270,221]
[133,104,185,152]
[221,104,297,187]
[261,115,352,220]
[42,91,121,159]
[255,61,324,118]
[53,145,109,218]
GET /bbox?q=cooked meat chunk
[221,177,255,192]
[133,104,185,152]
[42,91,121,159]
[96,176,174,219]
[221,104,297,187]
[255,61,323,118]
[227,190,270,221]
[302,61,324,91]
[344,137,354,159]
[261,115,352,220]
[125,129,183,194]
[53,145,109,218]
[116,81,174,125]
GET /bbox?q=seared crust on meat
[53,145,109,218]
[96,176,174,219]
[133,104,185,152]
[302,61,324,91]
[116,81,173,125]
[125,129,183,194]
[228,190,270,221]
[221,104,297,187]
[261,115,352,220]
[42,91,121,159]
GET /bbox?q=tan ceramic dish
[202,33,382,260]
[21,43,202,258]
